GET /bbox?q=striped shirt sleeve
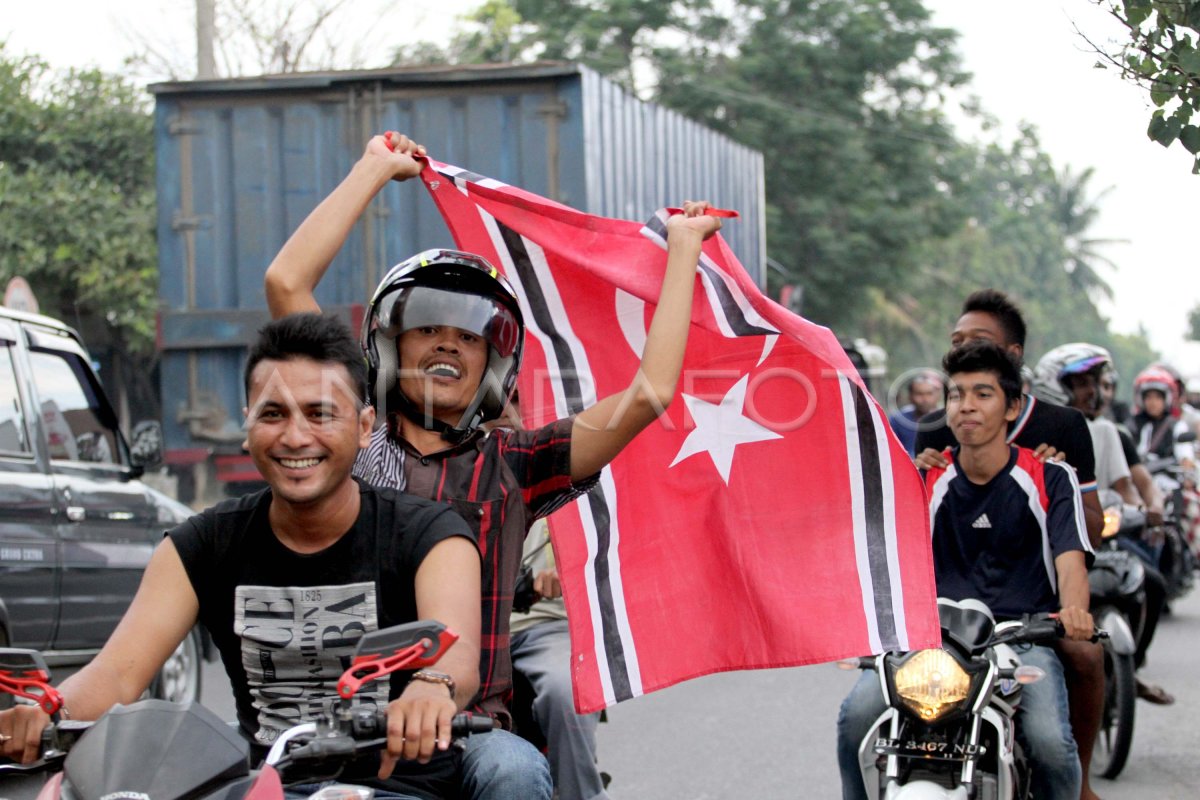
[1043,458,1093,557]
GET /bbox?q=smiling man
[0,314,483,799]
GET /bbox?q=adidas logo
[972,514,992,529]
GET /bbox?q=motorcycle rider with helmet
[265,131,722,800]
[1130,366,1196,466]
[1034,344,1174,705]
[1032,345,1136,505]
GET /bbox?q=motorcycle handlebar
[349,708,496,738]
[994,614,1108,646]
[272,709,497,771]
[0,719,91,775]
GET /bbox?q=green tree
[1188,302,1200,339]
[1098,0,1200,172]
[396,1,1149,385]
[0,46,159,418]
[1051,165,1120,303]
[392,0,531,66]
[563,0,970,326]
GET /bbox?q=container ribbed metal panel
[151,63,765,458]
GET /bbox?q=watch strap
[411,669,456,698]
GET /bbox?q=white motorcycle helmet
[361,249,524,441]
[1032,343,1112,407]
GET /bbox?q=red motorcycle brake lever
[336,628,459,699]
[0,669,64,715]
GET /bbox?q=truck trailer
[150,62,765,503]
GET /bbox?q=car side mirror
[130,420,165,470]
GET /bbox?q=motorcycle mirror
[0,648,64,714]
[353,620,449,660]
[1013,665,1045,685]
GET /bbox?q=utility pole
[197,0,216,79]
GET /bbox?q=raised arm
[265,133,426,318]
[0,539,198,764]
[568,203,722,481]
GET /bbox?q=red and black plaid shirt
[353,416,596,723]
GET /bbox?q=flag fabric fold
[419,159,940,714]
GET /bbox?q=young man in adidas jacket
[836,341,1094,800]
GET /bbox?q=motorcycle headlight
[893,649,972,723]
[1102,507,1121,539]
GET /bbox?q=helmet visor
[1060,355,1109,377]
[374,285,521,358]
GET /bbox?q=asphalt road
[189,588,1200,798]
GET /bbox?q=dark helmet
[362,249,524,440]
[1032,342,1112,407]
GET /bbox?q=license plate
[874,737,985,761]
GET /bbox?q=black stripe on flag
[851,382,899,649]
[439,165,490,185]
[644,214,775,338]
[495,221,634,701]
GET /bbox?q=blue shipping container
[150,62,765,494]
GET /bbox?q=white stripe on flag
[518,237,644,701]
[696,251,779,337]
[838,373,884,653]
[866,396,909,651]
[474,209,643,704]
[641,209,778,339]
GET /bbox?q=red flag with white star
[420,160,939,713]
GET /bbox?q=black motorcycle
[0,621,493,799]
[1088,502,1148,779]
[1143,448,1198,602]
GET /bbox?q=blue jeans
[835,645,1081,800]
[512,620,609,800]
[458,727,552,800]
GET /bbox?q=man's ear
[242,406,251,451]
[358,404,376,447]
[1005,396,1021,423]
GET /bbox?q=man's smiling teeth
[425,362,461,378]
[280,457,321,469]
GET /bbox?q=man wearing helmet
[1034,344,1174,706]
[1032,344,1135,502]
[265,132,721,800]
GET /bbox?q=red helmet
[1132,366,1177,414]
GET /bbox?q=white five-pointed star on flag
[669,374,783,485]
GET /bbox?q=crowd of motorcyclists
[855,306,1199,800]
[0,129,1197,800]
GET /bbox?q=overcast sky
[4,0,1197,366]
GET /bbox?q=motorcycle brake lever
[0,670,63,715]
[337,627,459,698]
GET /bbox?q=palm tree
[1050,165,1125,302]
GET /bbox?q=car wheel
[149,629,203,704]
